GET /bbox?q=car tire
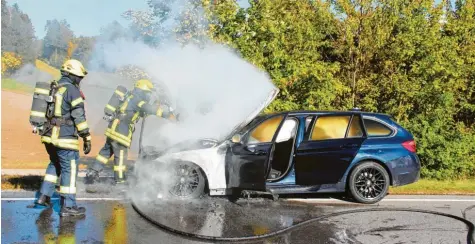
[348,161,390,204]
[168,161,206,199]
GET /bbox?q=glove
[32,125,43,135]
[82,134,92,155]
[103,115,113,122]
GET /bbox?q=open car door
[224,87,279,192]
[226,113,285,192]
[225,87,280,192]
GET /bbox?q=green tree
[1,0,37,64]
[206,0,475,179]
[209,0,343,112]
[42,19,75,67]
[72,36,96,65]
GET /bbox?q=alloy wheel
[354,167,387,200]
[169,164,201,197]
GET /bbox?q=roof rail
[350,107,362,111]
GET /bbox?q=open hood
[138,86,279,156]
[222,87,279,142]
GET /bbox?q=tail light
[402,140,416,153]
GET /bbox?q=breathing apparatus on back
[102,79,156,122]
[29,59,88,135]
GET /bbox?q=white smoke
[81,0,278,202]
[5,0,278,202]
[82,0,277,154]
[9,63,53,86]
[93,40,275,147]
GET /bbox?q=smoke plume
[85,0,277,202]
[7,0,277,202]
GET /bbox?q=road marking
[287,198,475,203]
[382,199,475,202]
[1,198,123,201]
[2,198,475,202]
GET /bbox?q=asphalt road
[2,189,474,244]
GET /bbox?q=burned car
[136,91,420,204]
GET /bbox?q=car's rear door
[226,114,286,191]
[294,114,366,185]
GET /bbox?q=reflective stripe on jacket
[105,89,173,148]
[41,76,90,151]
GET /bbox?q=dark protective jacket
[105,88,174,148]
[41,76,90,151]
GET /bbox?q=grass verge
[1,78,33,93]
[1,59,59,93]
[389,179,475,195]
[35,59,60,80]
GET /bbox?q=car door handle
[341,143,359,149]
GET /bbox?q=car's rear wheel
[348,161,389,204]
[168,162,206,199]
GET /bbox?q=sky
[8,0,251,39]
[9,0,149,38]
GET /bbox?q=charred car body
[137,90,420,204]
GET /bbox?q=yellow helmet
[134,79,155,91]
[61,59,88,77]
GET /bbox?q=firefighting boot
[34,194,52,208]
[60,206,86,217]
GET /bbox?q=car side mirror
[231,134,242,144]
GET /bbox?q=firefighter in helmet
[85,79,178,186]
[33,59,92,217]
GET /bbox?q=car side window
[347,115,364,138]
[363,118,393,137]
[246,115,284,144]
[310,115,351,140]
[275,118,298,143]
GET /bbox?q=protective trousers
[91,138,128,183]
[39,143,80,208]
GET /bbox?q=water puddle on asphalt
[2,198,473,244]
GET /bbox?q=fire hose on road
[132,201,475,244]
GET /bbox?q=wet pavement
[2,190,474,244]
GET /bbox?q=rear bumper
[390,154,421,187]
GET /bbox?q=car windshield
[227,114,269,138]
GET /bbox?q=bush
[1,52,22,75]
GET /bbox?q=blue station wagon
[138,95,420,204]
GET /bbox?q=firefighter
[33,59,92,218]
[85,79,178,187]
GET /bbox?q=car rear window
[363,118,393,137]
[310,115,351,140]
